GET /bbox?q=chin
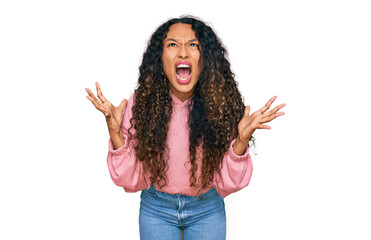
[169,78,197,98]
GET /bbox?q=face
[162,23,201,102]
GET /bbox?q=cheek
[192,53,201,76]
[162,57,172,75]
[193,62,201,77]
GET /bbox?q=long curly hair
[128,16,253,195]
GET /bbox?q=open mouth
[176,61,192,84]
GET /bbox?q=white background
[1,0,370,239]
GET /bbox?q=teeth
[177,64,190,68]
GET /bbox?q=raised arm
[86,82,128,149]
[213,96,286,198]
[85,83,151,192]
[213,139,253,198]
[106,93,151,192]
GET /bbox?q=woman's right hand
[85,82,128,134]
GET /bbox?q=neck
[170,89,194,102]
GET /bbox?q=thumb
[118,99,128,113]
[244,105,250,117]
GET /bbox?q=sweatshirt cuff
[228,138,250,162]
[108,133,130,156]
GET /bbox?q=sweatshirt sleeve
[106,93,151,193]
[213,139,253,198]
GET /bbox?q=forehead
[165,23,197,40]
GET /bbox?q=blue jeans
[139,184,226,240]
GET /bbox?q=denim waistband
[148,184,218,200]
[140,184,225,231]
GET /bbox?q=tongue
[176,68,191,79]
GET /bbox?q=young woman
[85,16,285,240]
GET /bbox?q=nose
[178,45,189,59]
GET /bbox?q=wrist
[233,136,249,156]
[237,135,250,147]
[109,127,122,135]
[109,130,125,150]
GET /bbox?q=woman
[85,16,285,240]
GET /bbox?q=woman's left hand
[237,96,286,145]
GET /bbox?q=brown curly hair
[127,16,253,196]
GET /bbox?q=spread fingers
[95,82,108,103]
[259,96,277,113]
[85,88,106,113]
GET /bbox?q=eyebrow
[164,38,198,43]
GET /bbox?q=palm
[238,96,286,144]
[103,101,123,131]
[85,82,128,133]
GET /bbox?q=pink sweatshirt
[107,92,253,198]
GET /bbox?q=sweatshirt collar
[170,91,193,108]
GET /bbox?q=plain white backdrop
[1,0,370,239]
